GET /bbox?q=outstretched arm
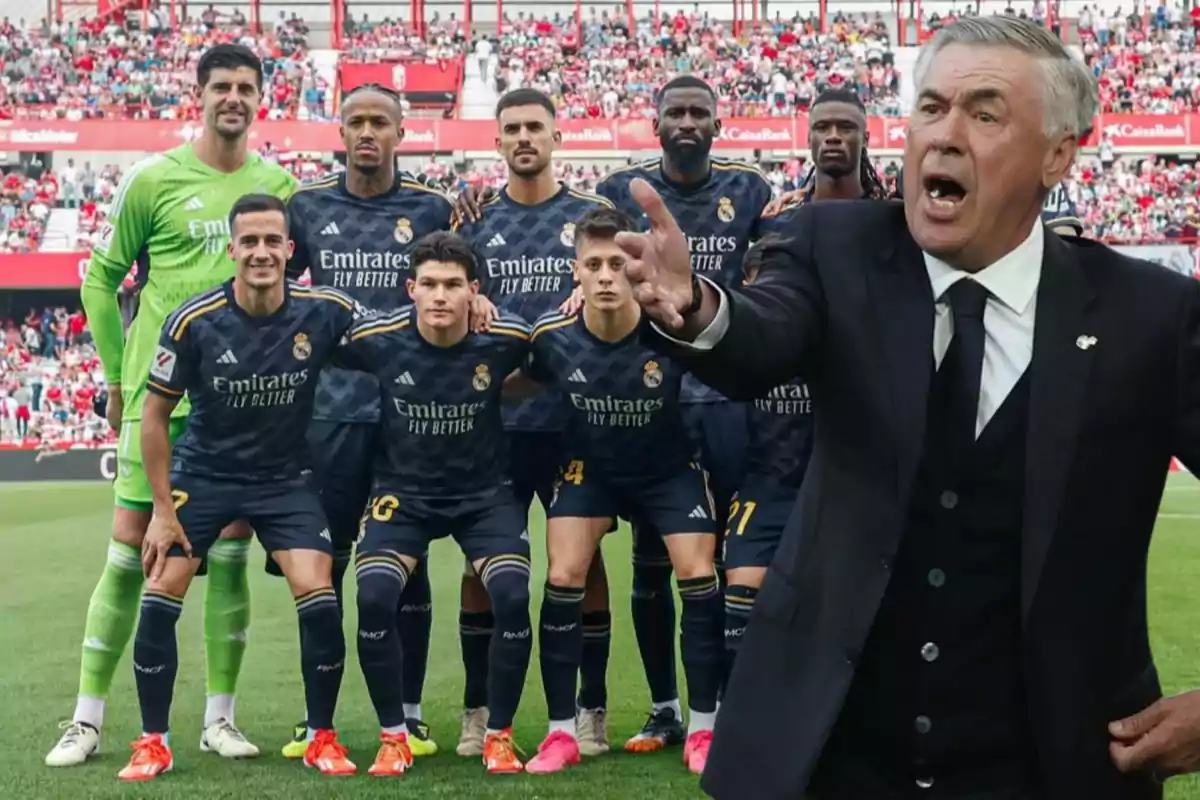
[616,181,825,400]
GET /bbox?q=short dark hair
[228,193,289,234]
[657,75,716,108]
[341,82,404,118]
[575,207,637,246]
[197,43,263,89]
[495,88,556,120]
[410,231,478,281]
[812,87,866,112]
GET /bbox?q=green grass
[4,476,1200,798]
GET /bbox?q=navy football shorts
[506,430,562,514]
[721,480,799,570]
[266,420,376,576]
[167,473,332,560]
[359,487,530,566]
[548,460,720,537]
[683,402,748,524]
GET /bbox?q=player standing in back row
[455,87,616,758]
[49,43,297,768]
[594,75,773,752]
[281,82,466,759]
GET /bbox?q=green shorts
[114,418,188,511]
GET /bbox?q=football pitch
[4,477,1200,799]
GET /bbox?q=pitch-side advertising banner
[2,114,1197,153]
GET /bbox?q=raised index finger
[628,178,680,234]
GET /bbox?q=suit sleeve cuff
[651,277,729,351]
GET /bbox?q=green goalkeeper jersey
[82,144,298,421]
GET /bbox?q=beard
[661,133,713,174]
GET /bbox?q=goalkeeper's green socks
[75,541,145,727]
[203,539,251,726]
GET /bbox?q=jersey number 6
[371,495,400,522]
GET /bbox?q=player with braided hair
[763,87,891,216]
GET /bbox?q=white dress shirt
[660,221,1045,437]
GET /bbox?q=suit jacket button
[939,490,958,509]
[916,777,935,789]
[914,715,932,734]
[927,568,946,588]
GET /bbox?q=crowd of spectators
[491,9,902,119]
[1077,3,1200,114]
[0,307,110,448]
[0,8,329,122]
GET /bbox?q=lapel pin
[1076,335,1097,351]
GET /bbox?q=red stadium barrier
[2,113,1199,153]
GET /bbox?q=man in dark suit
[614,16,1200,800]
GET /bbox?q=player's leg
[527,464,613,775]
[456,426,540,755]
[119,473,222,781]
[252,483,355,776]
[278,420,370,757]
[200,519,257,758]
[459,496,534,774]
[722,486,788,679]
[353,492,426,776]
[577,550,612,756]
[48,418,184,768]
[649,465,725,775]
[457,558,492,756]
[397,562,435,754]
[625,521,684,754]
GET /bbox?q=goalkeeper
[45,43,297,768]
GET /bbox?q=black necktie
[936,277,990,455]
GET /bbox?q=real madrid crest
[472,363,492,391]
[293,332,312,360]
[717,197,735,223]
[560,222,576,248]
[643,360,663,389]
[394,217,414,245]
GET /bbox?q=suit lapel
[869,208,935,499]
[1021,233,1097,621]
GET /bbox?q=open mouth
[923,175,967,205]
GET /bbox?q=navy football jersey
[744,380,814,488]
[287,171,458,424]
[597,157,773,403]
[337,308,530,499]
[1042,182,1083,235]
[459,183,613,433]
[146,280,357,482]
[527,310,697,484]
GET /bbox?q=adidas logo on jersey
[487,233,506,247]
[184,196,204,211]
[568,369,587,383]
[217,350,238,365]
[321,222,341,236]
[688,505,708,519]
[395,371,415,386]
[318,528,331,542]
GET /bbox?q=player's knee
[479,556,532,618]
[278,550,333,597]
[111,507,151,548]
[673,558,717,582]
[145,559,194,597]
[355,561,408,618]
[218,519,253,540]
[547,561,588,589]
